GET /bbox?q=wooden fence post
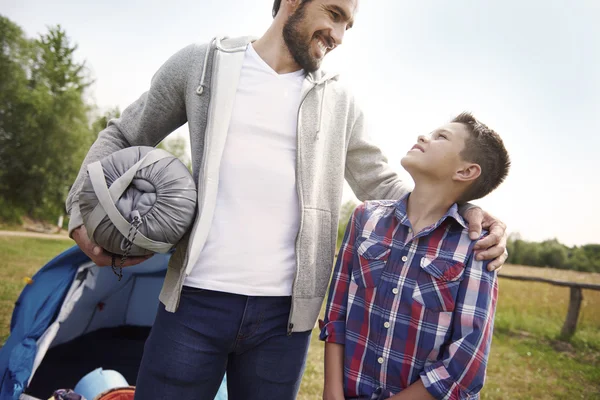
[560,287,583,339]
[498,274,600,341]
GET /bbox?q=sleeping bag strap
[111,210,142,280]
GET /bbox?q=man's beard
[282,4,321,72]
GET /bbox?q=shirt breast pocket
[412,255,465,312]
[351,237,391,288]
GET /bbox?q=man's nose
[330,24,345,47]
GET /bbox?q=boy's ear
[454,163,481,183]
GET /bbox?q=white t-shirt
[184,44,305,296]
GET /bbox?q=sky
[3,0,599,246]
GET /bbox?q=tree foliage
[507,235,599,272]
[157,135,192,171]
[91,107,120,136]
[337,200,358,246]
[0,16,94,219]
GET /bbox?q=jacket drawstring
[196,37,217,96]
[196,37,253,96]
[315,80,328,140]
[215,37,248,53]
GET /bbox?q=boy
[320,112,510,400]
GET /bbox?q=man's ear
[454,163,481,183]
[284,0,302,14]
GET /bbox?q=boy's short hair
[453,112,511,203]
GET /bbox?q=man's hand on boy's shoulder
[462,207,508,271]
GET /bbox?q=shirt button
[392,288,399,295]
[384,322,391,328]
[401,256,408,262]
[378,357,384,364]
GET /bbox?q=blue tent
[0,246,227,400]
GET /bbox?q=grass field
[0,236,74,345]
[1,236,599,399]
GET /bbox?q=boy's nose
[418,135,429,143]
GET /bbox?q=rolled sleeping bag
[78,146,197,257]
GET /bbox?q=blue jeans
[134,287,312,400]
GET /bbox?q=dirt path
[0,230,71,241]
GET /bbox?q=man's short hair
[273,0,314,17]
[453,112,511,203]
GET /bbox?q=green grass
[297,264,600,399]
[494,266,600,351]
[482,330,600,399]
[298,327,600,400]
[0,236,73,344]
[1,237,599,399]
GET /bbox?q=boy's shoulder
[419,219,492,273]
[362,199,398,209]
[358,200,398,212]
[452,226,494,273]
[353,200,398,220]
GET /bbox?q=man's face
[401,122,472,181]
[282,0,357,72]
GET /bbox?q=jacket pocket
[297,208,334,298]
[412,255,465,312]
[351,237,391,288]
[168,231,190,272]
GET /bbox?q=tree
[539,239,568,269]
[581,244,600,260]
[91,109,191,170]
[567,247,593,272]
[337,200,358,246]
[0,19,94,220]
[506,235,524,265]
[0,16,31,220]
[91,107,120,135]
[520,241,542,267]
[157,135,192,171]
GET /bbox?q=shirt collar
[394,192,467,230]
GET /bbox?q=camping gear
[0,246,228,400]
[93,386,135,400]
[78,146,196,259]
[73,369,127,400]
[49,389,85,400]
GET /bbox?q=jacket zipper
[183,44,218,277]
[288,80,319,335]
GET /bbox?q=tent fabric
[1,246,89,400]
[26,327,149,398]
[0,246,228,400]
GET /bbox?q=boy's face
[401,122,477,182]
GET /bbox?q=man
[66,1,508,399]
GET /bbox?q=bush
[507,235,599,273]
[337,200,358,247]
[0,197,24,225]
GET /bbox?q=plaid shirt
[320,195,498,400]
